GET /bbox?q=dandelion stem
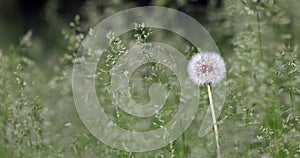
[207,85,220,158]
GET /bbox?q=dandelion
[187,52,226,85]
[187,51,226,158]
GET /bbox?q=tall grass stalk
[256,10,263,58]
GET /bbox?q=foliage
[0,0,299,157]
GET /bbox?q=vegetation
[0,0,299,157]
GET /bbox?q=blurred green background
[0,0,221,62]
[0,0,299,157]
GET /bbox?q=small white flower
[187,52,226,85]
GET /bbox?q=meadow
[0,0,299,157]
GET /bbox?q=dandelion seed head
[187,52,226,85]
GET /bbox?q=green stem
[182,132,187,158]
[256,10,263,58]
[207,85,221,158]
[289,88,294,114]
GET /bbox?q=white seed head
[187,52,226,86]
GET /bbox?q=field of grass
[0,0,299,157]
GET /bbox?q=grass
[0,0,299,157]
